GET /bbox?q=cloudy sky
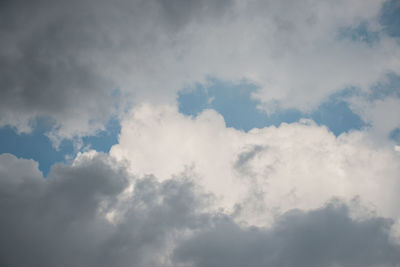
[1,0,400,266]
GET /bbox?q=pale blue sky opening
[338,22,380,45]
[0,117,120,176]
[380,0,400,38]
[178,79,366,136]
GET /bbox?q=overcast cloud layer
[1,0,400,266]
[1,0,400,141]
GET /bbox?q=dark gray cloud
[0,0,118,136]
[1,153,400,267]
[175,201,400,267]
[0,0,233,140]
[234,145,267,170]
[0,153,127,266]
[234,145,269,178]
[0,153,210,266]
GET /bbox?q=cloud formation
[1,0,399,142]
[1,0,400,266]
[1,153,400,267]
[111,104,400,225]
[175,202,400,267]
[0,153,205,266]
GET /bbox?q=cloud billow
[1,0,400,266]
[175,202,400,267]
[1,153,400,267]
[1,0,399,143]
[0,153,202,266]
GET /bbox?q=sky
[1,0,400,266]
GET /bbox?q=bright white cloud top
[1,0,400,266]
[111,104,400,223]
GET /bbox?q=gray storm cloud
[1,153,400,267]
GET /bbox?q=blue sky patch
[338,22,380,45]
[380,0,400,38]
[0,117,120,176]
[368,72,400,100]
[311,92,366,136]
[390,128,400,142]
[179,80,271,131]
[178,79,366,135]
[82,118,121,153]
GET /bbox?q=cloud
[0,153,208,266]
[338,74,400,145]
[1,153,400,267]
[0,153,127,266]
[1,1,399,265]
[0,0,234,141]
[111,104,400,225]
[1,0,399,142]
[174,201,400,267]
